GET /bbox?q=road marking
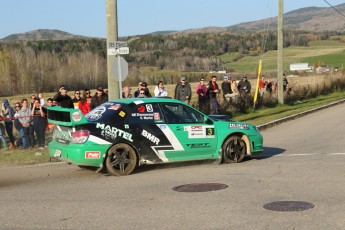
[262,152,345,157]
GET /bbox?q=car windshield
[85,102,127,123]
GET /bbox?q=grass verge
[233,91,345,125]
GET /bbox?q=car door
[159,102,218,161]
[126,102,176,163]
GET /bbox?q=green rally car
[48,98,263,176]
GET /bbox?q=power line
[323,0,345,18]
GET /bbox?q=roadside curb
[257,98,345,131]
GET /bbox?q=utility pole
[106,0,119,100]
[277,0,284,104]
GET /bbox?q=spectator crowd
[0,75,288,151]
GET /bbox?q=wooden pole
[106,0,119,100]
[277,0,284,104]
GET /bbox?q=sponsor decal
[184,125,215,138]
[229,123,249,130]
[154,112,160,120]
[96,123,133,142]
[109,104,122,110]
[86,106,106,121]
[138,105,145,113]
[119,111,126,117]
[186,143,211,149]
[159,124,166,129]
[146,104,153,112]
[141,129,160,145]
[53,128,71,141]
[72,111,82,122]
[124,124,129,129]
[85,151,101,159]
[190,132,204,137]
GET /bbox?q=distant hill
[165,4,345,35]
[1,3,345,41]
[228,4,345,32]
[0,29,87,42]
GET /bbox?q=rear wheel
[105,143,137,176]
[222,136,246,163]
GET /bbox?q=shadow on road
[79,146,287,176]
[252,146,286,160]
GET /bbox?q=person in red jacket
[79,89,92,115]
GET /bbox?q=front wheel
[105,143,137,176]
[222,136,246,163]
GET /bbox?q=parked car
[48,98,263,176]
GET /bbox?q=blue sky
[1,0,345,39]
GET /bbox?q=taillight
[71,130,90,144]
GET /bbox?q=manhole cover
[172,183,228,192]
[263,201,314,212]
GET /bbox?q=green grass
[220,40,345,73]
[0,130,54,167]
[302,49,345,68]
[0,148,52,166]
[233,91,345,126]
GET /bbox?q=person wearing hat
[52,85,74,108]
[221,76,233,103]
[174,76,192,104]
[237,75,252,106]
[237,75,251,94]
[90,86,109,110]
[134,82,152,98]
[196,77,209,113]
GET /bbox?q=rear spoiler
[47,106,89,126]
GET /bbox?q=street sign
[107,47,129,56]
[109,41,127,48]
[107,41,129,56]
[116,47,129,55]
[112,57,128,81]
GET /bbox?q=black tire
[105,143,137,176]
[222,136,246,163]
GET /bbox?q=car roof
[108,97,181,104]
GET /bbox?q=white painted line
[263,152,345,157]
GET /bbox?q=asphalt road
[1,103,345,230]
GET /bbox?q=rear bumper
[48,140,111,167]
